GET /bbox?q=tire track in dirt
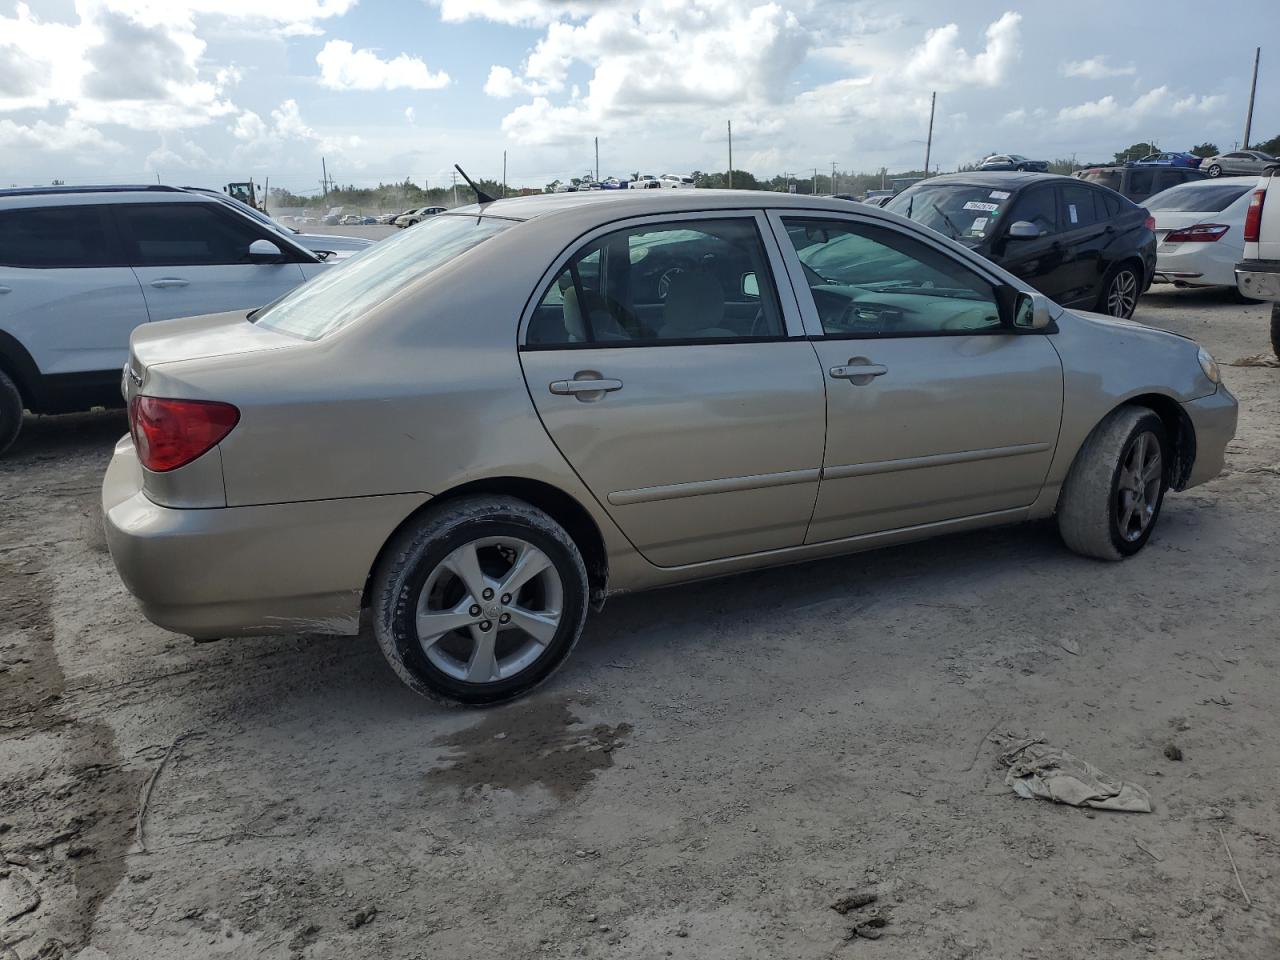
[0,558,142,955]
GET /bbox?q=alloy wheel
[1115,430,1162,542]
[1106,270,1138,318]
[415,536,564,684]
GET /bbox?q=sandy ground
[2,288,1278,960]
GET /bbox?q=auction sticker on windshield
[963,201,1000,212]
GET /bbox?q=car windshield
[254,214,511,340]
[884,183,1013,244]
[1007,154,1027,161]
[1145,182,1253,213]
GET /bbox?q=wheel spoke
[498,544,552,599]
[442,542,491,603]
[1142,456,1162,485]
[1119,494,1137,534]
[506,604,560,646]
[416,600,479,647]
[465,625,500,682]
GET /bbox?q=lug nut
[469,604,481,617]
[482,588,494,600]
[479,620,492,631]
[501,594,511,604]
[499,613,511,624]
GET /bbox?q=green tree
[1113,142,1157,164]
[1250,133,1280,156]
[1190,142,1220,158]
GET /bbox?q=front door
[769,213,1063,543]
[992,183,1071,303]
[114,202,309,322]
[519,214,827,567]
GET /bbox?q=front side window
[782,218,1002,337]
[255,214,511,339]
[119,204,278,267]
[1007,186,1058,235]
[0,205,116,268]
[526,218,784,346]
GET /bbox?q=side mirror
[248,239,282,262]
[1006,221,1042,240]
[995,284,1054,330]
[741,272,760,298]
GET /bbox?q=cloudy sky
[2,0,1277,194]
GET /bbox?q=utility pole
[1244,46,1261,149]
[727,120,733,189]
[502,151,507,198]
[832,161,837,195]
[451,169,458,207]
[924,91,936,177]
[813,167,818,194]
[321,157,329,199]
[594,137,599,181]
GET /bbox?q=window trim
[0,203,127,270]
[111,201,316,268]
[764,209,1049,341]
[517,209,804,350]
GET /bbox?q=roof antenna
[454,164,497,205]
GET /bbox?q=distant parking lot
[2,286,1277,958]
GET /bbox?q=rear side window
[1079,169,1121,191]
[118,203,273,267]
[0,205,117,268]
[254,214,511,340]
[526,218,784,347]
[1152,169,1185,195]
[1126,169,1155,199]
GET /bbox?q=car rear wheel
[1057,406,1168,561]
[0,369,23,457]
[1206,163,1222,177]
[1100,264,1141,318]
[371,495,589,706]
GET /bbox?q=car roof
[448,188,985,222]
[0,183,225,209]
[898,171,1063,189]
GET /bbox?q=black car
[884,172,1156,318]
[978,154,1050,172]
[1072,164,1205,204]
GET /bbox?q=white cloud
[435,0,611,27]
[1056,85,1225,127]
[1062,55,1137,80]
[146,135,212,171]
[405,106,416,123]
[901,11,1021,90]
[0,117,124,154]
[316,40,451,91]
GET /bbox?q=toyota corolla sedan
[103,191,1237,705]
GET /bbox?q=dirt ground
[2,288,1278,959]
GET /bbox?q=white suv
[0,184,331,454]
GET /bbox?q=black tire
[0,369,23,457]
[1098,263,1142,318]
[1057,406,1168,561]
[1206,164,1222,178]
[1271,302,1280,358]
[371,495,589,706]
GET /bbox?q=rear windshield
[253,214,511,339]
[884,183,1015,243]
[1145,182,1254,213]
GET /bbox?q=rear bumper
[1235,260,1280,301]
[1181,387,1238,489]
[102,436,429,639]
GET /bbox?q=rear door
[1056,183,1113,306]
[0,203,147,376]
[114,202,309,322]
[519,212,828,567]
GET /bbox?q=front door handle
[830,359,887,385]
[0,285,10,294]
[149,278,190,289]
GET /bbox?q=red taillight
[1244,188,1266,243]
[1164,223,1230,243]
[1144,215,1157,231]
[129,396,240,472]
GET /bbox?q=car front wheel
[1057,406,1168,561]
[1100,264,1141,318]
[0,369,23,457]
[1271,302,1280,358]
[372,495,590,706]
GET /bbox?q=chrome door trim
[517,208,809,343]
[608,467,821,506]
[822,442,1052,481]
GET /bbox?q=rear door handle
[0,285,10,294]
[830,362,887,383]
[149,278,190,289]
[549,377,623,400]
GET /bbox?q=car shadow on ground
[5,408,127,463]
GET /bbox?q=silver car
[1201,150,1279,178]
[103,191,1237,705]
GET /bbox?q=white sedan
[1148,178,1258,294]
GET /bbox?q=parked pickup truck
[1235,171,1280,355]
